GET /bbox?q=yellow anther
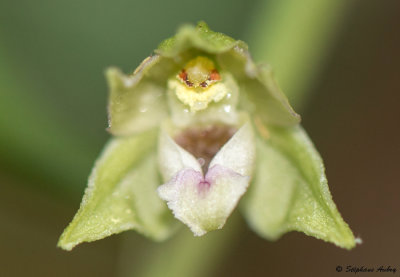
[178,56,221,88]
[171,56,227,112]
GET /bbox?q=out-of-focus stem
[246,0,350,109]
[117,213,243,277]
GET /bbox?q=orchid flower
[58,22,356,251]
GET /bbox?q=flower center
[178,56,221,88]
[168,56,228,112]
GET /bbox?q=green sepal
[58,129,176,251]
[156,21,241,57]
[241,125,356,249]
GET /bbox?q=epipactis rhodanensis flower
[58,22,357,250]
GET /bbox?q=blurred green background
[1,0,399,276]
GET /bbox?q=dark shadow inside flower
[174,124,237,173]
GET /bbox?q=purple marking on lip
[157,164,251,235]
[197,179,211,195]
[165,164,246,196]
[198,180,211,188]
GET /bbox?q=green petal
[107,64,170,136]
[58,129,176,251]
[241,125,356,249]
[241,65,301,126]
[218,49,300,126]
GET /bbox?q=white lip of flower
[157,120,255,236]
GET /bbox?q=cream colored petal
[158,128,202,181]
[210,122,255,176]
